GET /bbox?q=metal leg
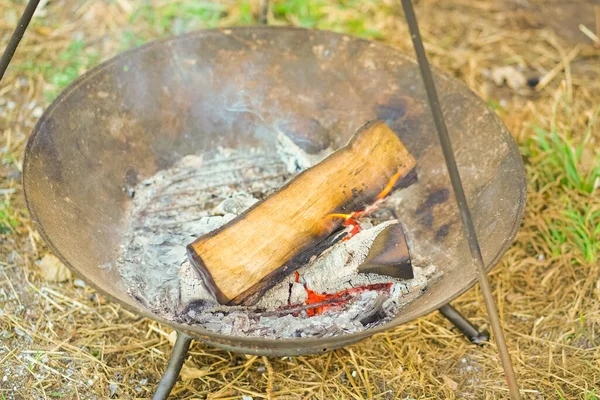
[401,0,520,397]
[0,0,41,83]
[439,304,490,345]
[259,0,269,24]
[152,332,193,400]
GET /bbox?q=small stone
[167,330,177,345]
[139,378,148,385]
[490,66,526,90]
[526,76,540,88]
[87,379,94,386]
[242,396,254,400]
[109,383,118,397]
[442,376,458,390]
[73,279,86,288]
[2,376,7,382]
[32,107,44,118]
[38,254,71,282]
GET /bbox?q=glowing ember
[324,213,362,241]
[294,271,393,317]
[323,167,404,241]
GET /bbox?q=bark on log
[187,119,417,305]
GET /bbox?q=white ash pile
[115,133,435,339]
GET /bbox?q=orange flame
[376,168,403,201]
[321,167,403,241]
[323,213,353,221]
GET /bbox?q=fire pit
[22,26,526,397]
[118,137,431,339]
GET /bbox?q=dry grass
[1,0,600,398]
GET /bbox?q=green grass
[46,39,99,101]
[28,351,41,372]
[530,124,600,194]
[122,1,254,50]
[119,30,148,51]
[487,99,507,117]
[272,0,325,28]
[124,0,385,44]
[523,101,600,195]
[555,388,597,400]
[1,150,18,167]
[542,200,600,263]
[522,102,600,263]
[561,207,600,263]
[129,1,229,36]
[12,0,387,104]
[0,196,20,234]
[13,39,99,102]
[585,389,599,400]
[272,0,385,39]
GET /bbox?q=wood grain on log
[187,119,417,305]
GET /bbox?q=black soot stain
[351,187,364,199]
[435,222,451,241]
[415,188,450,228]
[123,167,138,198]
[376,98,407,125]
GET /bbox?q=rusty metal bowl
[23,27,526,356]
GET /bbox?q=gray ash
[114,133,434,339]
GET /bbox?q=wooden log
[186,119,417,305]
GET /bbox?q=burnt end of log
[394,167,418,190]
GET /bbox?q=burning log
[186,119,417,305]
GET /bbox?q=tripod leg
[439,304,490,345]
[0,0,41,83]
[152,332,193,400]
[259,0,269,24]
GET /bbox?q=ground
[1,0,599,399]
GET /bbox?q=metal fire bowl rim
[23,26,527,356]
